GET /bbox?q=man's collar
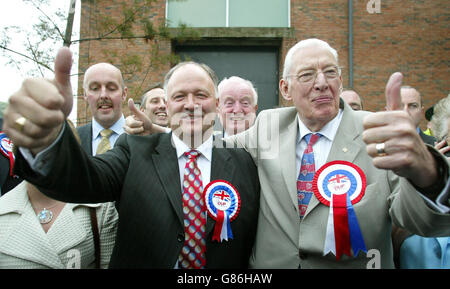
[92,115,125,138]
[172,133,213,162]
[296,109,344,143]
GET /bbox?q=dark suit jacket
[77,123,93,155]
[14,123,260,268]
[419,129,436,146]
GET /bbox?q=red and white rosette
[0,132,15,176]
[313,160,367,260]
[204,180,241,242]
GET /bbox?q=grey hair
[282,38,340,80]
[218,76,258,105]
[430,95,450,142]
[163,61,219,100]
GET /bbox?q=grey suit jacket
[231,100,450,269]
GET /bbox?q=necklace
[33,202,60,224]
[37,208,54,224]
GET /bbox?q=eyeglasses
[286,66,341,84]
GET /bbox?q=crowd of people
[0,38,449,269]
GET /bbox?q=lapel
[0,182,64,268]
[77,122,93,155]
[46,203,94,254]
[280,113,301,212]
[152,133,184,227]
[206,145,235,236]
[304,103,364,217]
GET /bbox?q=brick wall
[77,0,169,125]
[78,0,449,129]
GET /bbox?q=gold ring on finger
[14,116,27,132]
[375,142,386,156]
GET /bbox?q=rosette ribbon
[323,192,367,260]
[212,209,233,242]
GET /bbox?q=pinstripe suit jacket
[0,181,118,268]
[13,128,260,268]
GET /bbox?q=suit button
[299,251,308,259]
[177,234,184,242]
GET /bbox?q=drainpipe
[348,0,354,88]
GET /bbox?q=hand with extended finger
[2,47,73,155]
[362,72,438,188]
[123,99,154,136]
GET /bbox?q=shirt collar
[296,109,344,144]
[92,115,125,139]
[171,133,213,162]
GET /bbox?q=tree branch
[28,0,65,40]
[0,44,53,72]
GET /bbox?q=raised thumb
[53,47,73,116]
[385,72,403,111]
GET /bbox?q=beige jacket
[231,101,450,269]
[0,181,118,268]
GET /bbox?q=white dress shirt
[171,133,213,192]
[295,109,344,178]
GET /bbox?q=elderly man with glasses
[228,38,450,269]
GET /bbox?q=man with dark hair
[139,85,169,128]
[386,85,436,145]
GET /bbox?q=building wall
[77,0,170,125]
[78,0,449,129]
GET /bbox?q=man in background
[140,85,168,128]
[340,89,363,111]
[217,76,258,136]
[77,63,127,155]
[387,85,436,145]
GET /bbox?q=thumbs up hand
[362,72,439,189]
[3,47,73,154]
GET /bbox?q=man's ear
[280,79,291,101]
[122,87,128,101]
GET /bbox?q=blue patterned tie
[297,133,320,218]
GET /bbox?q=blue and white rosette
[204,180,241,242]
